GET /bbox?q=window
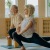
[26,0,38,17]
[5,0,18,18]
[45,0,50,17]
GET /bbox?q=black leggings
[8,28,50,48]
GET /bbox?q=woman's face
[10,6,18,15]
[24,8,28,15]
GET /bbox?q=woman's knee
[8,29,11,33]
[8,28,15,34]
[12,32,17,37]
[12,32,19,39]
[12,32,15,37]
[33,33,39,38]
[8,29,12,35]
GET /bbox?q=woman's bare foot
[20,46,26,50]
[7,36,10,39]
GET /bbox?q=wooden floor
[0,39,50,50]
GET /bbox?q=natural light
[27,0,38,17]
[27,0,38,6]
[5,0,38,18]
[5,0,16,18]
[5,0,15,8]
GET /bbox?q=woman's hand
[16,21,33,35]
[16,26,21,35]
[19,21,33,35]
[19,31,23,34]
[15,31,22,35]
[16,27,20,33]
[17,31,23,35]
[16,24,21,33]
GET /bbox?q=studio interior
[0,0,50,50]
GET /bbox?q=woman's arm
[16,24,21,32]
[10,17,14,29]
[16,14,23,33]
[10,24,14,29]
[17,14,23,25]
[18,21,33,35]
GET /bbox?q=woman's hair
[12,5,18,9]
[25,4,35,16]
[11,5,18,13]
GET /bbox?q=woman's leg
[12,32,50,48]
[31,33,50,48]
[42,37,50,41]
[12,32,32,46]
[8,28,16,39]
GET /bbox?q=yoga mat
[1,45,21,49]
[1,43,40,49]
[24,43,40,47]
[1,45,14,49]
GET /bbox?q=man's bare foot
[20,46,26,50]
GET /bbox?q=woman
[7,5,23,39]
[12,5,50,50]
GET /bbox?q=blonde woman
[12,5,50,50]
[8,5,23,39]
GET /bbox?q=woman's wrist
[19,30,25,35]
